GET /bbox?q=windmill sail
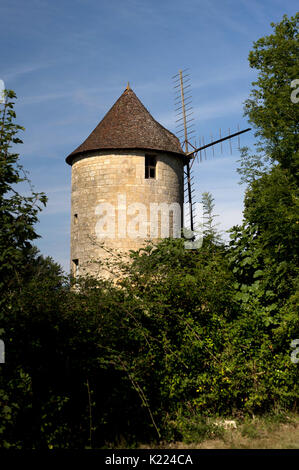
[173,70,196,233]
[172,68,251,240]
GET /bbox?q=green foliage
[0,90,47,302]
[237,146,272,185]
[244,13,299,175]
[201,191,222,246]
[2,234,297,448]
[226,12,299,419]
[165,410,224,444]
[241,421,261,439]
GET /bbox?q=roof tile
[66,87,185,164]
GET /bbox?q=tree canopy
[244,13,299,176]
[0,90,47,301]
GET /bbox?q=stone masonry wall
[70,149,184,277]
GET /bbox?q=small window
[145,155,156,179]
[72,259,79,278]
[74,214,78,225]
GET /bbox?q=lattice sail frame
[172,69,251,234]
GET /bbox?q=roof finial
[126,81,131,90]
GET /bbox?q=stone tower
[66,85,187,277]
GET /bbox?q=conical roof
[66,86,185,164]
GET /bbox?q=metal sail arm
[186,127,251,157]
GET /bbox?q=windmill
[172,69,251,237]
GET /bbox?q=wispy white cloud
[157,92,247,129]
[200,0,254,36]
[194,93,247,121]
[238,0,272,25]
[17,84,122,107]
[135,64,254,98]
[20,132,80,157]
[4,60,58,81]
[191,67,256,90]
[18,91,75,106]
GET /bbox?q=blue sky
[1,0,297,272]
